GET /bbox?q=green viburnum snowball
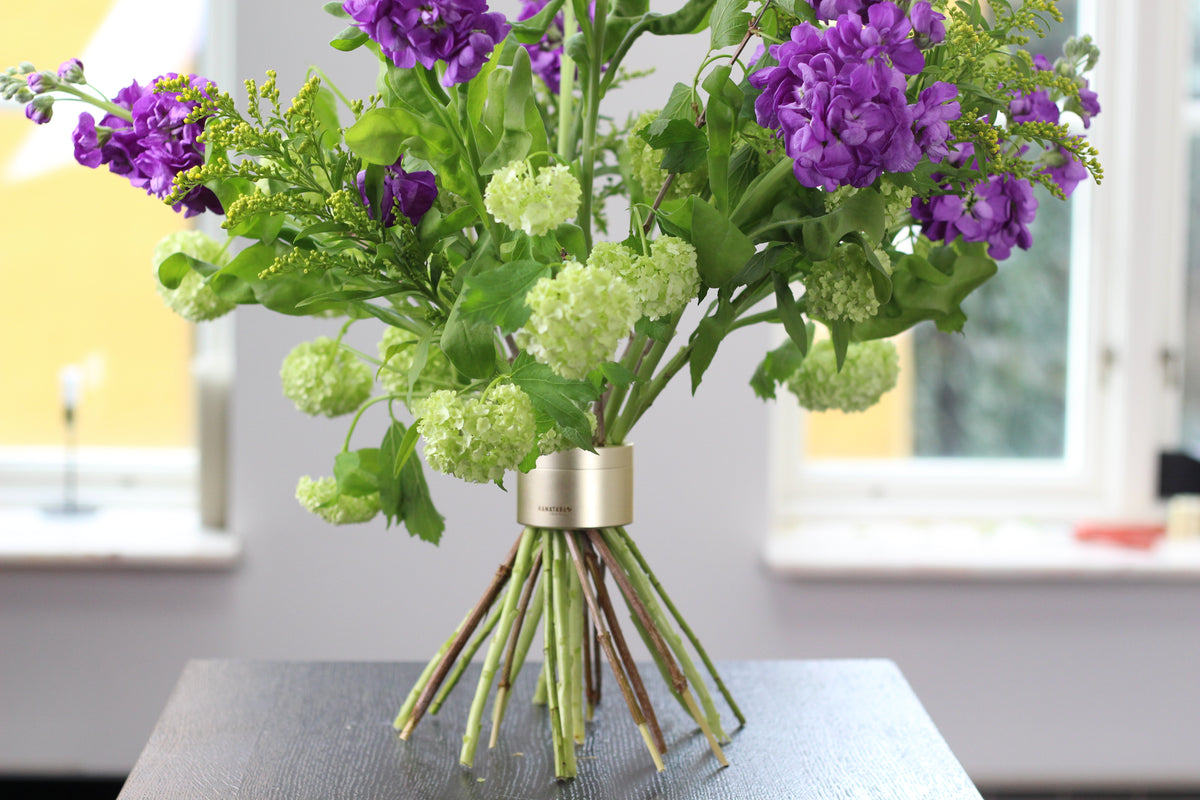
[484,160,581,236]
[295,475,381,525]
[619,236,701,320]
[626,110,706,201]
[152,230,235,322]
[804,243,888,324]
[416,384,538,484]
[786,339,900,413]
[515,261,640,380]
[377,326,455,397]
[280,337,374,417]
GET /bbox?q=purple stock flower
[1009,88,1060,125]
[909,2,946,48]
[24,96,53,125]
[357,156,438,227]
[57,58,85,83]
[750,4,960,191]
[910,145,1039,260]
[343,0,509,87]
[1042,145,1089,197]
[1074,81,1101,128]
[809,0,881,22]
[69,73,221,218]
[26,71,55,94]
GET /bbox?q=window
[769,1,1196,568]
[0,0,236,560]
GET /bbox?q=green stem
[601,528,730,743]
[541,535,569,777]
[341,395,393,452]
[557,4,577,164]
[567,539,586,743]
[55,83,131,122]
[577,0,608,253]
[616,527,745,726]
[551,534,578,775]
[601,334,647,441]
[392,608,472,730]
[430,607,501,716]
[460,529,537,767]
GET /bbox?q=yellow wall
[1,1,193,448]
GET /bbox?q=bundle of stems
[392,526,744,780]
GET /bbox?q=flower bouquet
[6,0,1101,782]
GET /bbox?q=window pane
[806,0,1082,461]
[0,2,207,455]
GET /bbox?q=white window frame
[0,0,238,564]
[770,2,1191,538]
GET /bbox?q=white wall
[2,0,1199,788]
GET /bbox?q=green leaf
[600,361,637,387]
[379,422,444,544]
[801,188,887,260]
[392,423,422,477]
[323,1,351,19]
[509,355,600,451]
[688,303,735,393]
[156,252,214,289]
[730,157,805,232]
[334,448,382,497]
[330,26,369,52]
[459,260,550,333]
[640,118,708,174]
[710,0,751,49]
[829,319,851,371]
[750,338,808,400]
[772,273,810,357]
[345,107,453,166]
[690,197,757,287]
[441,294,499,379]
[512,0,567,42]
[702,65,738,215]
[480,46,536,173]
[634,315,673,342]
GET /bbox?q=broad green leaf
[330,26,368,52]
[702,65,738,214]
[641,118,708,174]
[801,188,887,260]
[392,423,421,477]
[772,273,810,357]
[512,0,567,42]
[749,338,809,400]
[688,303,735,392]
[635,315,674,342]
[379,421,445,543]
[710,0,751,49]
[334,448,382,497]
[441,294,499,378]
[730,157,801,232]
[829,319,851,371]
[690,197,757,287]
[323,1,351,19]
[481,47,536,173]
[509,355,600,451]
[345,106,453,166]
[459,260,550,333]
[156,253,215,289]
[600,361,637,387]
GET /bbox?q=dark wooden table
[117,660,982,799]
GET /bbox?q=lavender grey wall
[1,0,1198,788]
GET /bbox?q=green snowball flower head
[152,230,235,322]
[515,261,639,380]
[377,326,455,397]
[804,243,886,324]
[484,160,581,236]
[295,476,381,525]
[786,338,900,413]
[417,384,538,484]
[280,336,374,417]
[635,236,702,320]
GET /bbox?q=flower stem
[399,535,522,740]
[615,526,745,725]
[393,608,472,730]
[541,534,570,778]
[460,528,537,767]
[490,543,544,748]
[430,605,501,716]
[550,534,578,774]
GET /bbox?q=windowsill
[0,506,241,569]
[764,519,1200,580]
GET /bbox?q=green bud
[17,62,35,74]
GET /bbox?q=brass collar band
[516,445,634,529]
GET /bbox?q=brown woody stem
[399,534,522,740]
[564,531,664,772]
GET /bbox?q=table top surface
[117,659,982,800]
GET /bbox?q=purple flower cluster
[356,156,438,227]
[517,0,564,93]
[750,2,957,190]
[71,73,221,218]
[343,0,509,86]
[909,145,1038,260]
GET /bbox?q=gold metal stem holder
[516,445,633,529]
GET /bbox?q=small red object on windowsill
[1073,522,1166,550]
